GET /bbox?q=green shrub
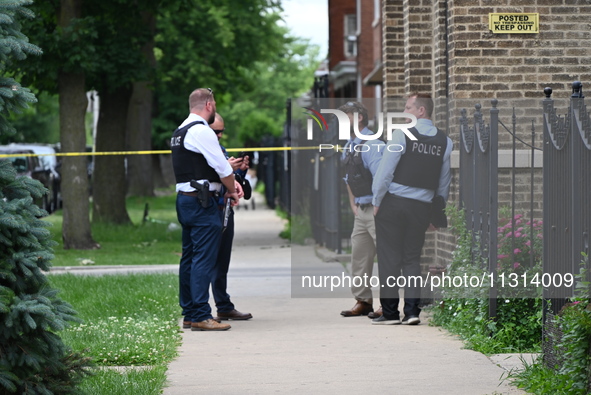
[430,205,543,354]
[511,256,591,394]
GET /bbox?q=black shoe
[371,316,401,325]
[216,309,253,321]
[368,306,382,319]
[401,316,420,325]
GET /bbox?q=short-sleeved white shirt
[175,113,233,192]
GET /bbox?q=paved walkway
[161,194,529,395]
[51,193,532,394]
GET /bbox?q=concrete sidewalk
[162,195,530,395]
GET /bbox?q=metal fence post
[488,99,499,319]
[542,86,572,314]
[571,82,584,286]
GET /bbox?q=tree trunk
[126,11,156,197]
[92,86,132,224]
[152,154,168,189]
[59,0,99,250]
[126,80,155,197]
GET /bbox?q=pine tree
[0,1,91,393]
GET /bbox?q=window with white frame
[344,14,357,57]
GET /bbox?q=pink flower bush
[497,213,543,273]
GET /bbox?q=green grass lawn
[45,191,183,266]
[49,273,182,394]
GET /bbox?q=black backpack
[342,142,373,197]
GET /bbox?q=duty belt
[178,190,220,198]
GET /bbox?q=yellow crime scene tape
[0,146,320,158]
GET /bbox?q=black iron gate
[458,82,591,318]
[459,101,499,317]
[542,82,591,314]
[459,96,544,317]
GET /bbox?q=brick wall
[447,0,591,145]
[384,0,591,140]
[381,0,591,271]
[403,0,433,94]
[433,0,449,130]
[447,0,591,101]
[382,0,404,98]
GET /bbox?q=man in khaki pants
[339,101,384,318]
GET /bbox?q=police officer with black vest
[171,88,240,332]
[339,101,385,318]
[371,93,452,326]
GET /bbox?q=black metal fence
[458,82,591,317]
[257,99,291,212]
[542,82,591,313]
[459,101,500,316]
[288,98,349,252]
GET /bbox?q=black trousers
[375,194,431,319]
[212,209,236,313]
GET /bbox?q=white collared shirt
[175,113,233,192]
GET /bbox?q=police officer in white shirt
[171,88,240,331]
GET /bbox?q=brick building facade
[381,0,591,271]
[328,0,357,98]
[328,0,383,101]
[383,0,591,101]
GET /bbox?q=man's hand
[373,206,379,216]
[228,155,250,171]
[235,180,244,199]
[239,155,249,171]
[228,157,244,171]
[225,190,240,207]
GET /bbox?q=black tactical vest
[342,141,373,197]
[171,121,221,184]
[392,127,447,190]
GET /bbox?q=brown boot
[183,318,220,328]
[368,306,383,319]
[341,301,373,317]
[191,319,231,331]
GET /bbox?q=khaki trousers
[350,205,377,304]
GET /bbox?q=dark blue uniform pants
[177,193,222,323]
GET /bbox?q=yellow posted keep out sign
[489,13,539,34]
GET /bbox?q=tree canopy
[152,0,287,148]
[18,0,320,153]
[9,0,321,233]
[222,36,320,149]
